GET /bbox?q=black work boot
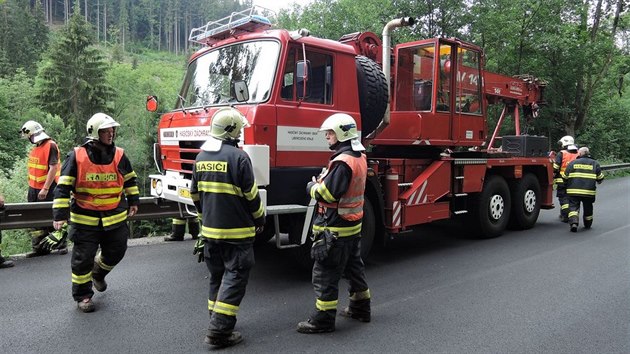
[92,260,108,292]
[0,255,14,269]
[296,319,335,334]
[204,331,243,348]
[77,298,95,313]
[189,220,200,240]
[164,223,185,241]
[339,307,371,323]
[570,224,578,232]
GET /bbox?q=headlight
[155,180,163,196]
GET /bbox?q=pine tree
[37,3,114,144]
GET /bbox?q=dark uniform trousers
[205,240,255,338]
[69,224,129,301]
[556,185,570,220]
[568,196,594,228]
[311,235,370,326]
[27,185,56,252]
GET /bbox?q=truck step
[454,193,468,197]
[453,210,468,215]
[455,176,465,180]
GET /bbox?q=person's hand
[53,220,67,230]
[128,205,138,217]
[312,176,317,183]
[37,188,49,200]
[193,238,204,263]
[255,225,264,234]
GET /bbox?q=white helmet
[319,113,365,151]
[86,113,120,141]
[20,120,50,144]
[210,107,249,141]
[558,135,574,147]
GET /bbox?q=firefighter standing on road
[164,217,199,241]
[562,146,604,232]
[52,113,140,313]
[190,108,265,348]
[297,113,371,334]
[20,120,68,257]
[553,135,579,223]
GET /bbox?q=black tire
[356,56,388,137]
[470,175,511,238]
[508,173,541,230]
[290,197,376,270]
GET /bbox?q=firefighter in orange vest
[553,135,578,222]
[20,120,67,257]
[190,108,265,348]
[52,113,140,313]
[297,113,371,334]
[562,146,604,232]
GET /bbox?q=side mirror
[146,95,158,112]
[296,60,311,99]
[233,81,249,102]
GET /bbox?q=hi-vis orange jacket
[27,139,60,189]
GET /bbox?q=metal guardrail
[0,197,183,231]
[1,163,628,231]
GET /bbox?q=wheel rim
[523,189,536,213]
[489,194,504,221]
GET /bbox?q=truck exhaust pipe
[365,17,415,141]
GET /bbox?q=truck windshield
[177,40,280,109]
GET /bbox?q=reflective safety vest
[560,150,578,174]
[28,139,60,189]
[74,147,124,211]
[319,153,367,221]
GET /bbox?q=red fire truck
[148,6,553,262]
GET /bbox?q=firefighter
[0,194,15,269]
[20,120,67,257]
[553,135,579,222]
[52,113,140,313]
[562,146,604,232]
[190,107,265,348]
[297,113,371,334]
[164,217,199,241]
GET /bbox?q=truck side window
[281,48,333,105]
[397,45,434,111]
[438,44,452,112]
[456,48,482,114]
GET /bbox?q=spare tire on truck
[355,55,388,137]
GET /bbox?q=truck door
[451,45,484,146]
[275,46,336,168]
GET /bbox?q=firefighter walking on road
[553,135,578,223]
[164,217,199,241]
[297,113,371,334]
[52,113,140,313]
[20,120,67,257]
[562,146,604,232]
[190,108,265,348]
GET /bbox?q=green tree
[36,4,114,144]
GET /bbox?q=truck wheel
[508,173,541,230]
[471,175,511,238]
[356,56,388,137]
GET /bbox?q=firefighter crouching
[553,135,578,223]
[52,113,140,313]
[297,113,371,334]
[190,108,265,348]
[562,146,604,232]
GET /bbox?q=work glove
[310,230,337,262]
[193,238,204,263]
[39,226,68,252]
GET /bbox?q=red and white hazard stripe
[392,201,401,227]
[407,180,428,206]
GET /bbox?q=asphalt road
[1,177,629,353]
